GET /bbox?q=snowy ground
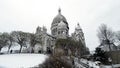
[1,45,20,53]
[79,58,100,68]
[79,59,120,68]
[0,54,47,68]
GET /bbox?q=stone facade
[34,26,55,53]
[33,8,86,53]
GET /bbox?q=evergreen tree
[93,47,108,64]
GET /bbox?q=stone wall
[106,51,120,64]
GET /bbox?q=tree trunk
[0,47,1,53]
[7,42,12,53]
[31,47,34,53]
[19,45,22,53]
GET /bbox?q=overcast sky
[0,0,120,51]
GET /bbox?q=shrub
[38,56,72,68]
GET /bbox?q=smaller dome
[58,21,66,29]
[75,23,81,30]
[42,26,47,32]
[36,26,41,32]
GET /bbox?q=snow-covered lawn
[0,54,47,68]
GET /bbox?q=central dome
[51,8,69,37]
[52,8,67,25]
[52,14,67,25]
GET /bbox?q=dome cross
[58,8,61,14]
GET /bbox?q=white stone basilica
[33,8,86,53]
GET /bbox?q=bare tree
[29,34,37,53]
[97,24,115,51]
[116,31,120,42]
[0,33,9,52]
[116,31,120,50]
[30,34,37,47]
[7,33,14,53]
[97,24,115,44]
[1,32,14,53]
[11,31,27,53]
[29,33,42,53]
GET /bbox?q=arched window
[58,31,60,34]
[63,31,65,34]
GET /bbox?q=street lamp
[108,57,113,68]
[106,39,114,68]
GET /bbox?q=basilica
[31,8,86,54]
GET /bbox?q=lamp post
[106,39,113,68]
[108,57,113,68]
